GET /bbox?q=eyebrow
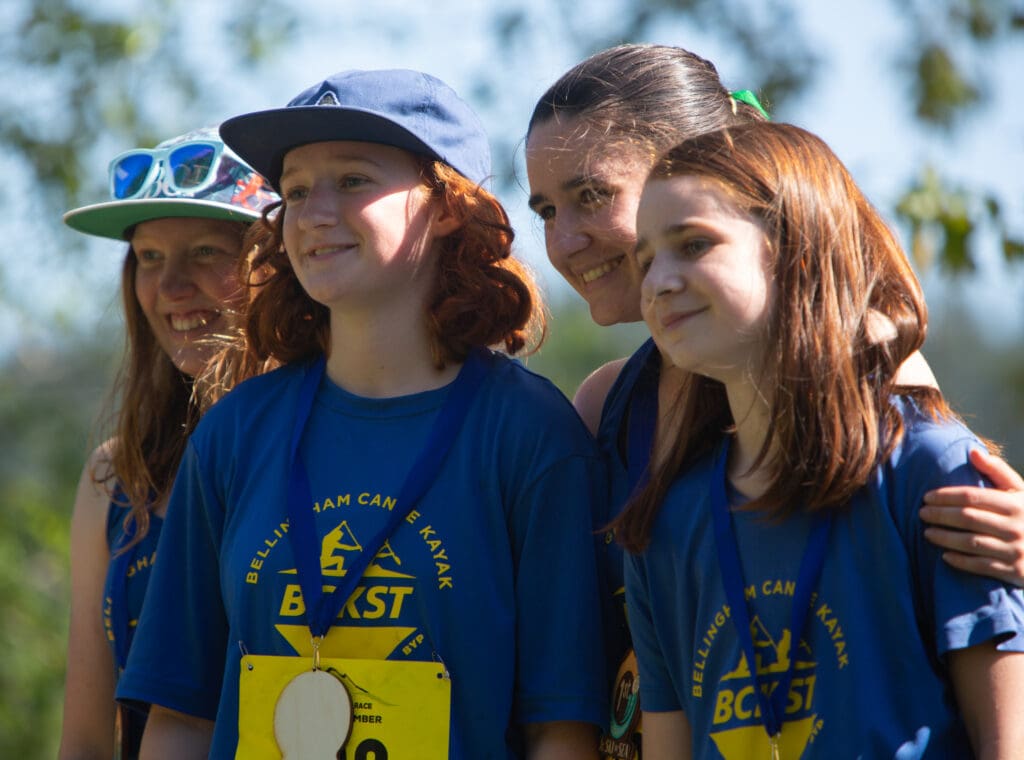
[280,152,382,181]
[527,175,603,212]
[661,224,691,238]
[634,224,690,256]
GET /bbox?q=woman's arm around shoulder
[949,638,1024,759]
[138,705,214,760]
[921,449,1024,586]
[573,358,629,436]
[58,444,117,760]
[524,720,600,760]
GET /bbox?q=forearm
[58,607,116,759]
[138,705,213,760]
[949,640,1024,759]
[640,710,692,760]
[60,454,117,759]
[523,720,600,760]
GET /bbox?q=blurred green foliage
[1,0,1021,755]
[0,335,115,756]
[892,0,1024,273]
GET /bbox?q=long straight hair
[614,122,973,553]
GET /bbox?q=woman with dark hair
[117,69,607,759]
[621,120,1024,758]
[59,127,277,759]
[526,43,1024,758]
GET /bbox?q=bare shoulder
[72,441,116,528]
[572,358,630,436]
[84,439,116,479]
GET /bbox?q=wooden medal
[274,669,353,758]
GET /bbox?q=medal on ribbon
[598,649,641,760]
[274,669,353,756]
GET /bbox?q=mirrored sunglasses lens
[169,143,218,189]
[112,154,155,199]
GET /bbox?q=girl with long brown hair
[59,128,277,759]
[621,121,1024,758]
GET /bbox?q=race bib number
[238,654,450,759]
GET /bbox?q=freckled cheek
[593,207,637,251]
[281,209,301,256]
[541,227,557,261]
[639,279,658,325]
[637,270,655,304]
[138,297,166,340]
[133,270,160,322]
[213,273,247,315]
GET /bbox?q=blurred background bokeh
[1,0,1021,753]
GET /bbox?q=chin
[169,345,216,379]
[587,298,643,328]
[173,357,204,378]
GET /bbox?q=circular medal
[599,649,641,759]
[609,649,640,740]
[274,669,353,758]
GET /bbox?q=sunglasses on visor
[108,140,225,200]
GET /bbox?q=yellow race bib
[238,654,450,759]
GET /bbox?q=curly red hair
[237,158,545,369]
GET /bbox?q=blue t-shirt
[104,501,163,668]
[104,498,163,759]
[595,338,660,663]
[117,351,607,759]
[625,397,1024,758]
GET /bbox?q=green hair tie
[730,89,770,120]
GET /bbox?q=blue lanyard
[710,438,832,740]
[626,340,660,489]
[286,349,490,639]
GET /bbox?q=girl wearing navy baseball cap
[118,70,607,759]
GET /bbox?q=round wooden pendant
[274,669,353,758]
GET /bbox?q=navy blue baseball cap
[220,69,492,190]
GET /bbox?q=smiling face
[636,174,774,385]
[279,140,442,315]
[526,116,652,326]
[131,217,245,377]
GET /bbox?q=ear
[429,198,464,238]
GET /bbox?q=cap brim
[220,107,439,191]
[63,198,262,241]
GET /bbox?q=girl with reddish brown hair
[59,127,277,759]
[622,121,1024,758]
[239,158,541,373]
[118,69,607,760]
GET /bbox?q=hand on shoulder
[921,449,1024,587]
